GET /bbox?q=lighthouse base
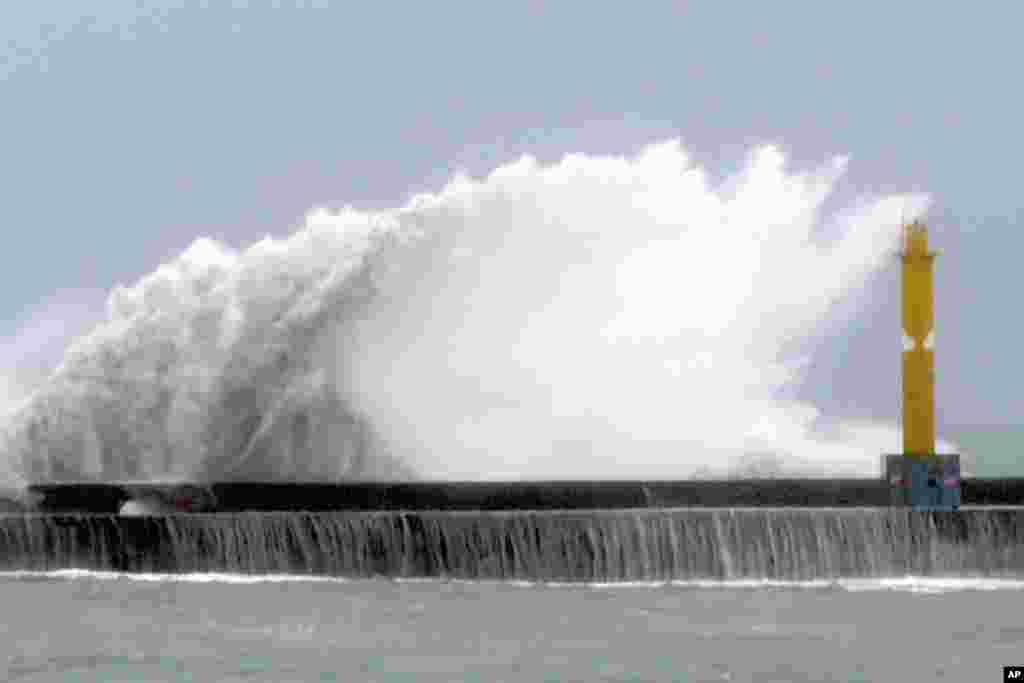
[883,454,961,510]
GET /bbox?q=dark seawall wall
[2,509,1023,581]
[22,479,1024,513]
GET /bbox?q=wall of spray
[0,140,957,490]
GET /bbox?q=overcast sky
[0,2,1021,430]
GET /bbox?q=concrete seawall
[2,508,1023,580]
[20,478,1024,513]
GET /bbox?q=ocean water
[2,572,1022,682]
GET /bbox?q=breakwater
[2,508,1023,581]
[22,479,1024,513]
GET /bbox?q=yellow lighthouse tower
[885,219,960,509]
[901,219,936,458]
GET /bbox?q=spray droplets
[2,140,948,485]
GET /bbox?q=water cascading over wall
[2,509,1022,581]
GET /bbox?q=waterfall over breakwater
[2,509,1022,581]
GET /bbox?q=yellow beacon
[885,220,960,510]
[901,220,936,458]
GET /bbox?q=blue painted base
[883,454,961,511]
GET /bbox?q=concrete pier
[19,479,1024,513]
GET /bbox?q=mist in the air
[0,140,957,489]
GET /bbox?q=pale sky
[1,1,1021,429]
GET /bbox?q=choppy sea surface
[2,571,1023,682]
